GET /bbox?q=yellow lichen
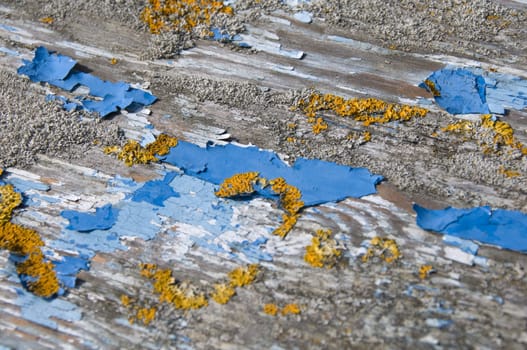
[281,303,301,315]
[304,229,341,268]
[419,265,434,279]
[136,307,157,325]
[140,264,208,310]
[210,283,236,304]
[295,92,428,134]
[441,115,527,157]
[228,264,259,288]
[215,172,259,198]
[110,58,118,65]
[362,236,401,263]
[499,166,521,178]
[141,0,234,35]
[423,79,441,96]
[214,174,304,239]
[263,303,279,316]
[121,294,132,307]
[0,185,59,298]
[39,17,54,24]
[0,185,22,224]
[105,134,178,167]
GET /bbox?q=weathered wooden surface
[1,1,527,349]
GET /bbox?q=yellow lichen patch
[110,58,118,65]
[423,79,441,96]
[312,117,328,135]
[499,166,521,178]
[263,303,279,316]
[39,17,54,24]
[281,303,301,316]
[0,185,59,298]
[481,114,527,155]
[228,264,259,288]
[362,236,401,264]
[214,174,304,239]
[141,0,234,35]
[0,185,22,224]
[304,229,341,268]
[441,115,527,157]
[210,283,236,304]
[347,130,372,144]
[419,265,434,279]
[295,92,428,134]
[105,134,178,167]
[120,294,132,307]
[136,307,157,325]
[215,172,259,197]
[441,119,474,133]
[269,178,304,238]
[15,252,60,297]
[140,264,208,310]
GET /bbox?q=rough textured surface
[0,70,123,169]
[0,1,527,349]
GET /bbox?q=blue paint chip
[414,204,527,253]
[53,255,90,288]
[18,46,77,83]
[420,68,490,114]
[163,141,383,206]
[61,204,119,232]
[17,46,157,117]
[442,235,479,255]
[131,172,180,206]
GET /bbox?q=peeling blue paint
[422,66,527,115]
[414,204,527,253]
[442,235,479,255]
[17,47,157,117]
[163,141,383,206]
[53,255,90,288]
[420,68,489,114]
[61,204,119,232]
[131,172,179,206]
[230,237,273,262]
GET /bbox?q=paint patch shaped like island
[18,46,157,117]
[162,141,384,206]
[414,204,527,253]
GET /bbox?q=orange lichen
[269,178,304,238]
[105,134,178,166]
[499,166,521,178]
[0,185,22,224]
[141,0,234,35]
[110,58,118,65]
[423,79,441,96]
[441,115,527,157]
[214,174,304,239]
[480,114,527,155]
[136,307,157,325]
[304,229,341,268]
[295,92,428,134]
[362,236,401,263]
[210,283,236,304]
[139,264,208,310]
[419,265,434,279]
[0,185,59,297]
[120,294,132,307]
[228,264,259,288]
[215,172,259,197]
[281,303,301,315]
[263,303,279,316]
[39,17,54,24]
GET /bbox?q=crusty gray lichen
[0,69,123,169]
